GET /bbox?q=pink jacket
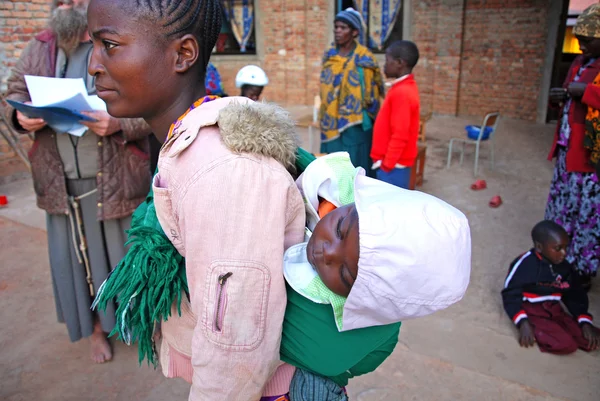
[153,97,306,400]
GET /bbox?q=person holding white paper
[3,0,152,364]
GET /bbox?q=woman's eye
[103,41,117,51]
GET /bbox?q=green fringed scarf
[92,148,317,366]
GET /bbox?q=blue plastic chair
[446,112,500,176]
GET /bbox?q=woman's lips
[95,85,113,92]
[95,85,116,98]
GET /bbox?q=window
[336,0,403,53]
[214,0,256,55]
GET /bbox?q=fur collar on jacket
[168,97,299,172]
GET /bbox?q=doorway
[546,0,597,122]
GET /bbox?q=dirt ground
[0,113,598,401]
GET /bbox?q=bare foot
[90,321,112,363]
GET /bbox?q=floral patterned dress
[545,59,600,277]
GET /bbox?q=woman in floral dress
[546,4,600,289]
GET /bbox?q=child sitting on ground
[371,40,421,189]
[278,152,471,399]
[502,220,599,354]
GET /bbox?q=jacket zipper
[215,272,232,331]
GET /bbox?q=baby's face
[306,203,360,297]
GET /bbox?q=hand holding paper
[80,111,121,137]
[16,102,46,132]
[8,76,108,137]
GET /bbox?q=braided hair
[133,0,222,79]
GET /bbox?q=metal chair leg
[474,141,480,176]
[490,139,495,170]
[447,139,454,168]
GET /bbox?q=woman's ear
[174,34,200,73]
[534,241,544,254]
[352,29,359,39]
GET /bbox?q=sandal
[489,195,502,208]
[470,180,487,191]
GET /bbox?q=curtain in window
[352,0,369,47]
[221,0,254,52]
[354,0,402,50]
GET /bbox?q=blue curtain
[354,0,402,50]
[221,0,254,52]
[205,63,225,96]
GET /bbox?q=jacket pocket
[214,272,232,332]
[202,261,270,351]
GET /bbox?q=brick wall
[0,0,554,118]
[409,0,552,121]
[458,0,551,120]
[0,1,47,179]
[411,0,466,115]
[0,0,556,178]
[0,0,557,179]
[1,0,52,92]
[212,0,330,106]
[0,128,31,184]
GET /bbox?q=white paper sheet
[24,76,88,107]
[23,76,108,136]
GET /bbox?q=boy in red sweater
[371,40,420,189]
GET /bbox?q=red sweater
[371,74,420,171]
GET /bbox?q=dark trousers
[523,301,591,355]
[376,167,411,189]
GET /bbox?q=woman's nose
[88,48,103,77]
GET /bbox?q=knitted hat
[335,7,363,32]
[574,3,600,38]
[342,175,472,331]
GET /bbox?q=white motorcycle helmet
[235,65,269,88]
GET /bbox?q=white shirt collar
[385,74,411,88]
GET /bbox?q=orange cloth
[166,95,219,141]
[318,200,337,218]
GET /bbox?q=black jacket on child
[502,249,592,326]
